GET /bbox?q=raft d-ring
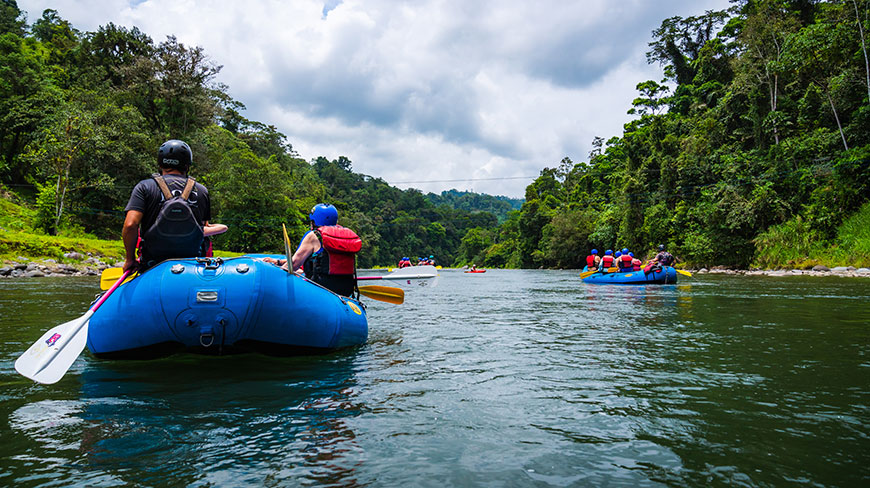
[200,333,215,347]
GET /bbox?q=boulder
[812,265,830,272]
[831,267,850,273]
[64,252,84,260]
[856,268,870,275]
[24,270,45,278]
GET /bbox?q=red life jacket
[601,255,614,267]
[313,225,362,275]
[619,254,633,270]
[398,261,411,268]
[632,258,642,271]
[586,255,597,267]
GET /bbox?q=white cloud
[20,0,731,197]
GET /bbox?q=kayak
[581,266,677,284]
[464,269,487,273]
[87,255,368,359]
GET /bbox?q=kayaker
[263,203,361,297]
[585,249,600,270]
[122,139,213,274]
[599,249,615,271]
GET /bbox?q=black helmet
[158,140,192,169]
[658,244,666,252]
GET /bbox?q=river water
[0,270,868,487]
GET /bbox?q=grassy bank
[0,195,238,266]
[752,202,870,269]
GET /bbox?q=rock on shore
[694,266,870,278]
[0,254,122,278]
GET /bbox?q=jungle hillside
[462,0,870,270]
[1,0,869,270]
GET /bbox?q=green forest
[1,0,869,269]
[463,0,870,269]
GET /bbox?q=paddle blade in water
[676,269,693,277]
[14,311,92,384]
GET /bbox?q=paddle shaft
[23,269,130,382]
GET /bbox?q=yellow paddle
[580,267,618,279]
[357,285,404,304]
[100,267,137,290]
[676,269,693,277]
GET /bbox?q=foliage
[3,3,869,271]
[480,0,870,269]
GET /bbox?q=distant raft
[87,255,368,359]
[464,269,487,273]
[581,266,678,284]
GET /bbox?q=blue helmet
[629,252,634,257]
[615,251,622,258]
[605,249,612,255]
[309,203,338,226]
[591,249,598,255]
[622,248,629,254]
[402,257,408,260]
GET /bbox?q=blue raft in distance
[87,255,368,359]
[581,266,678,285]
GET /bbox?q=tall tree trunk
[825,89,849,150]
[854,0,870,102]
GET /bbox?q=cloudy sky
[20,0,730,198]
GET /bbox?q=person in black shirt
[122,140,212,273]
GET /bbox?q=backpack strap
[152,175,174,200]
[181,177,196,200]
[152,174,196,201]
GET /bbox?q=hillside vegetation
[462,0,870,269]
[1,1,868,270]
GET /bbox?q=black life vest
[303,226,361,296]
[658,251,675,266]
[142,175,203,260]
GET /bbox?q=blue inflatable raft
[581,266,678,284]
[87,256,368,359]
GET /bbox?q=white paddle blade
[14,311,92,384]
[390,265,437,276]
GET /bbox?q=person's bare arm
[203,222,228,236]
[122,210,143,272]
[291,231,320,272]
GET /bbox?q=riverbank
[693,265,870,278]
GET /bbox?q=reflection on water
[7,352,365,487]
[1,272,869,487]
